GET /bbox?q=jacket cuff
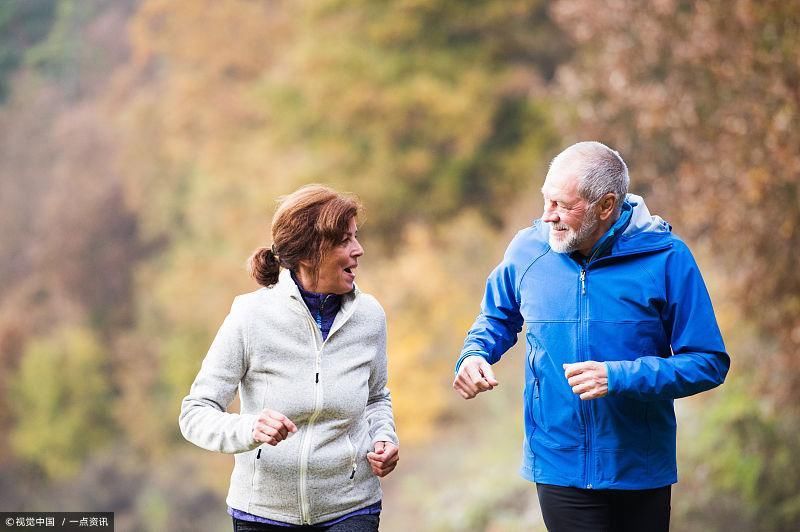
[238,413,259,450]
[372,433,399,447]
[455,352,487,375]
[605,361,623,396]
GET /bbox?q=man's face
[541,166,600,254]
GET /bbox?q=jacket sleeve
[455,247,525,374]
[178,297,260,453]
[366,311,398,446]
[605,241,730,400]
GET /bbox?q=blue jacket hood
[621,193,671,237]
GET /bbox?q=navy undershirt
[290,271,342,340]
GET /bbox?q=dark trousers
[536,483,671,532]
[232,514,379,532]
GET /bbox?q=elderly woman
[179,185,399,532]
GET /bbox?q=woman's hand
[252,409,298,446]
[367,441,399,477]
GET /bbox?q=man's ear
[597,193,617,221]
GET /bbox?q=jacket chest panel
[584,261,665,323]
[520,255,665,323]
[519,255,580,322]
[242,313,378,425]
[520,254,671,365]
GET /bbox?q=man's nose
[542,207,558,223]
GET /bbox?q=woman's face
[300,217,363,294]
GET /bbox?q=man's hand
[252,408,298,446]
[452,356,499,399]
[367,441,399,477]
[564,361,608,400]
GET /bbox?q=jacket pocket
[525,378,540,455]
[529,377,582,450]
[345,434,358,482]
[526,334,541,376]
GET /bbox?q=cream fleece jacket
[179,269,398,525]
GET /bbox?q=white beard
[548,209,599,254]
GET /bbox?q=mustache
[549,222,570,231]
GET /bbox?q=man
[453,142,729,531]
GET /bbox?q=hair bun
[248,246,280,287]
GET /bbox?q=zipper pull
[256,449,261,459]
[315,372,319,383]
[580,269,586,295]
[350,462,357,479]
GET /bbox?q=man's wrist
[455,352,486,374]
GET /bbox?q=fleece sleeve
[365,312,398,446]
[178,297,260,453]
[605,241,730,400]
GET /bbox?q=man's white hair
[549,141,630,214]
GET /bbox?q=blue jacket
[456,195,729,490]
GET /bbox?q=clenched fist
[252,409,298,446]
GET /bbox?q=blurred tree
[0,0,56,101]
[261,0,568,236]
[0,0,144,466]
[551,0,800,528]
[9,326,114,479]
[363,213,508,442]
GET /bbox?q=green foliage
[9,326,114,479]
[0,0,56,101]
[23,0,125,99]
[257,0,567,235]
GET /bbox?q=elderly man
[453,142,729,531]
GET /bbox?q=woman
[179,185,399,532]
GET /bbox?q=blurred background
[0,0,798,530]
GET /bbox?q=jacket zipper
[579,245,604,489]
[578,266,592,489]
[574,239,671,489]
[294,296,359,525]
[298,311,323,525]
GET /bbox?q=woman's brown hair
[247,184,362,287]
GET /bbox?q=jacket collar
[273,268,359,314]
[580,200,634,261]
